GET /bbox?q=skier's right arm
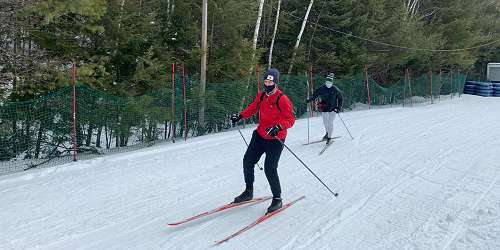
[240,92,263,119]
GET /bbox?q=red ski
[213,195,305,246]
[167,196,271,226]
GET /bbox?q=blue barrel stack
[493,82,500,97]
[463,81,499,97]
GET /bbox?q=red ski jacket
[240,89,295,140]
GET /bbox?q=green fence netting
[0,70,466,175]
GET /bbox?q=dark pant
[243,130,284,198]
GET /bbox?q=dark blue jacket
[310,85,343,112]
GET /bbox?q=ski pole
[337,113,354,140]
[306,72,310,143]
[236,125,263,170]
[275,137,338,197]
[307,105,310,143]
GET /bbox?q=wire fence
[0,66,466,175]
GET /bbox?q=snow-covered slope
[1,95,499,250]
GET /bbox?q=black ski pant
[243,130,284,198]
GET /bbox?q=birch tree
[268,0,281,69]
[287,0,314,75]
[240,0,265,110]
[252,0,265,57]
[405,0,422,16]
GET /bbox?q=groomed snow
[1,95,499,250]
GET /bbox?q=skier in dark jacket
[307,73,343,145]
[230,68,295,214]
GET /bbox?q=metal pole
[364,65,371,110]
[172,63,176,143]
[72,63,77,162]
[183,64,188,141]
[306,72,310,143]
[310,64,314,117]
[430,68,433,104]
[403,68,407,107]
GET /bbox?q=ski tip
[213,195,305,246]
[213,238,231,247]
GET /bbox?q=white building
[487,63,500,82]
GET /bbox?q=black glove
[333,107,340,113]
[230,114,242,126]
[267,124,282,137]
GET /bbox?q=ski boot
[233,189,253,203]
[326,137,332,145]
[322,133,328,141]
[266,197,282,214]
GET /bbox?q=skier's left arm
[277,95,295,129]
[337,92,344,109]
[335,86,344,110]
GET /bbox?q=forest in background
[1,0,499,101]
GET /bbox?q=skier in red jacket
[230,68,295,214]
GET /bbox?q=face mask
[264,84,276,94]
[325,81,333,88]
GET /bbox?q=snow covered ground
[1,95,499,250]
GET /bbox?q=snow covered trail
[1,95,499,250]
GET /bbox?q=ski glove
[333,107,340,113]
[231,114,243,126]
[266,124,282,137]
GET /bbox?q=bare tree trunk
[167,121,172,139]
[252,0,265,56]
[96,126,102,148]
[308,0,326,63]
[35,124,42,158]
[139,0,143,16]
[287,0,314,76]
[209,6,215,62]
[199,0,208,133]
[105,125,109,149]
[406,0,421,16]
[118,0,126,29]
[12,115,17,156]
[164,121,168,139]
[85,125,93,146]
[28,16,32,55]
[240,0,266,111]
[268,0,281,69]
[112,0,126,63]
[24,116,31,158]
[171,1,175,22]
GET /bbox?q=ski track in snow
[1,95,500,250]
